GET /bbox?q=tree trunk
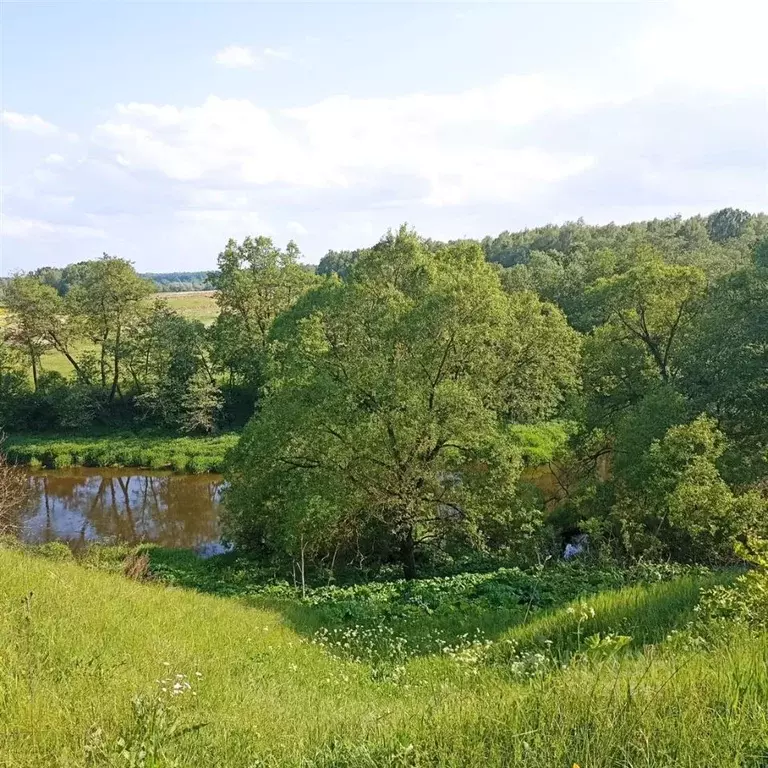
[100,342,107,389]
[29,347,38,391]
[400,527,417,580]
[49,332,91,385]
[109,326,121,402]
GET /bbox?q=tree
[316,249,368,279]
[180,369,223,434]
[224,227,580,577]
[603,417,768,563]
[587,254,707,383]
[209,237,319,393]
[0,341,31,431]
[754,237,768,269]
[67,255,153,401]
[706,208,752,243]
[678,265,768,481]
[125,301,213,428]
[2,276,51,390]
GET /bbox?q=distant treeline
[142,271,215,292]
[1,267,217,296]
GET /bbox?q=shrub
[700,538,768,628]
[52,453,72,469]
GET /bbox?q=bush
[700,538,768,628]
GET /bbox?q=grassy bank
[4,433,238,474]
[1,545,765,767]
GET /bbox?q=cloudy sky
[1,0,765,274]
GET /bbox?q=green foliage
[3,433,237,473]
[179,369,223,434]
[587,417,768,563]
[678,265,768,482]
[507,421,575,466]
[225,227,580,577]
[700,537,768,628]
[209,236,320,393]
[317,248,368,279]
[142,270,215,292]
[587,252,707,382]
[706,207,752,243]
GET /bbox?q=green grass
[4,432,238,473]
[160,290,218,325]
[0,291,219,382]
[1,546,766,767]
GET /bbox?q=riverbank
[4,432,239,474]
[2,543,762,767]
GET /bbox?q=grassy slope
[1,548,767,767]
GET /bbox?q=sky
[1,0,766,274]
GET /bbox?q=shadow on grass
[127,545,735,658]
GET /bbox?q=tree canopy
[224,227,580,576]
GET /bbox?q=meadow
[1,544,766,767]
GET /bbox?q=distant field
[0,290,219,380]
[157,290,218,325]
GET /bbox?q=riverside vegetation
[0,208,767,765]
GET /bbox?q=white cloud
[45,153,66,164]
[92,75,601,207]
[1,111,59,136]
[287,220,307,235]
[213,45,261,69]
[1,214,105,240]
[631,0,767,96]
[214,44,295,69]
[264,47,293,61]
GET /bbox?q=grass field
[158,290,218,325]
[0,291,219,381]
[1,545,766,767]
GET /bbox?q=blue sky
[1,0,765,274]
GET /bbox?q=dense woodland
[2,208,767,576]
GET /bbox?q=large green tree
[224,227,580,577]
[67,256,153,401]
[679,264,768,481]
[209,237,319,392]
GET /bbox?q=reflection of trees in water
[21,470,222,548]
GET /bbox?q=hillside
[2,546,767,767]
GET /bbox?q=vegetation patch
[4,432,238,473]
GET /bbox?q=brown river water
[19,469,226,555]
[17,465,571,555]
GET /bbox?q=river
[17,465,573,554]
[18,468,225,554]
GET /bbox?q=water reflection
[20,468,225,553]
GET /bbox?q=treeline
[4,266,217,294]
[143,271,215,292]
[0,239,318,434]
[227,208,768,576]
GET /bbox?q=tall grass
[4,433,238,474]
[1,546,765,767]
